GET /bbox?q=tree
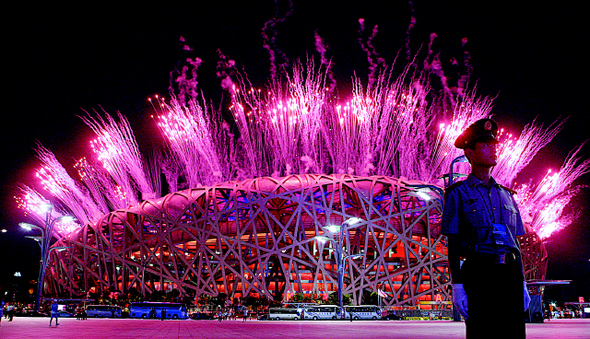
[211,293,227,308]
[127,287,143,302]
[148,290,163,301]
[198,293,211,307]
[327,291,352,306]
[292,293,305,303]
[362,291,378,305]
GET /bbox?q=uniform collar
[466,174,499,188]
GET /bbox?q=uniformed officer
[442,119,531,339]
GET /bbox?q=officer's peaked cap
[454,118,499,149]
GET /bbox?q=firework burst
[83,111,157,201]
[514,142,590,239]
[16,21,588,244]
[34,145,101,225]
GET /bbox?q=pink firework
[492,119,565,185]
[514,143,590,239]
[431,93,494,181]
[152,91,228,187]
[15,184,81,238]
[34,145,101,225]
[15,184,53,226]
[83,111,157,201]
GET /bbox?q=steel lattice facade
[45,174,545,307]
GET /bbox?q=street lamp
[315,217,364,318]
[19,206,74,311]
[448,155,469,187]
[406,185,444,207]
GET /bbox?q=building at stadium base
[45,174,547,307]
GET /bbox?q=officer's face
[466,141,498,167]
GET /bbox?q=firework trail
[405,1,416,61]
[35,144,102,225]
[14,185,80,237]
[358,18,386,89]
[15,184,56,231]
[287,58,329,174]
[492,118,565,185]
[323,81,373,175]
[82,110,157,202]
[222,65,269,179]
[261,0,293,83]
[514,142,590,239]
[152,92,228,187]
[314,31,336,93]
[429,91,494,182]
[73,156,126,212]
[369,63,433,180]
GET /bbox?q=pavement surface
[0,317,588,338]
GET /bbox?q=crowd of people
[216,308,250,322]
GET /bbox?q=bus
[86,305,122,318]
[268,308,301,320]
[129,302,188,319]
[302,305,341,320]
[344,305,382,320]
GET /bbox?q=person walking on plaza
[243,308,248,322]
[49,299,60,327]
[442,119,531,339]
[6,302,14,321]
[0,298,4,327]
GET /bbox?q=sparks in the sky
[16,17,588,243]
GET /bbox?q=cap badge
[484,120,492,131]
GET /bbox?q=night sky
[2,1,588,303]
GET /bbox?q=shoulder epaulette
[499,184,517,195]
[444,180,464,198]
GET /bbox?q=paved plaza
[0,317,588,338]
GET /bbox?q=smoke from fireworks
[16,15,588,242]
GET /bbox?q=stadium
[18,15,577,311]
[44,173,547,307]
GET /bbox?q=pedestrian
[218,310,222,322]
[161,308,166,321]
[442,119,531,339]
[0,298,4,327]
[7,303,14,321]
[49,299,60,327]
[243,308,248,322]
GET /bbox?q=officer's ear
[464,151,472,164]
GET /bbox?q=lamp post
[315,217,364,318]
[406,184,444,207]
[448,155,469,187]
[19,204,74,311]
